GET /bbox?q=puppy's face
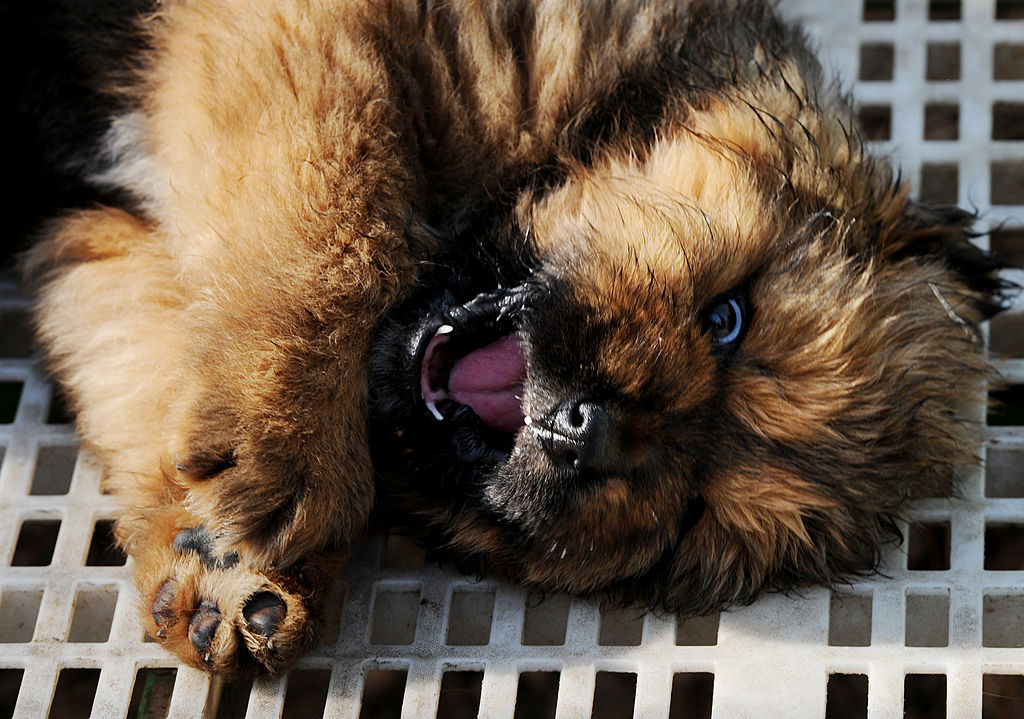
[371,93,1002,613]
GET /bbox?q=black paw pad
[173,526,239,570]
[188,600,221,655]
[242,592,287,637]
[151,578,179,636]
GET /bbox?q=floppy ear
[888,201,1015,321]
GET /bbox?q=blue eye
[706,296,746,346]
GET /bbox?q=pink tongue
[448,334,526,432]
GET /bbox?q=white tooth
[524,415,533,425]
[426,401,444,421]
[436,324,454,335]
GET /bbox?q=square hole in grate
[829,592,872,646]
[676,611,720,646]
[359,670,407,719]
[994,44,1024,80]
[0,587,43,642]
[985,524,1024,570]
[905,592,950,647]
[522,592,570,645]
[0,382,23,423]
[593,672,638,719]
[46,390,73,425]
[446,589,494,646]
[31,445,77,495]
[990,312,1024,357]
[904,674,947,719]
[858,105,892,141]
[0,668,24,719]
[991,162,1024,206]
[282,669,331,719]
[127,668,176,719]
[370,588,420,645]
[515,671,559,719]
[437,671,483,719]
[907,521,951,570]
[669,673,714,719]
[379,532,428,569]
[826,674,868,719]
[67,585,117,642]
[989,386,1024,426]
[993,102,1024,141]
[929,0,961,20]
[863,0,895,21]
[859,43,894,81]
[986,446,1024,497]
[0,310,34,358]
[11,519,60,566]
[598,602,644,646]
[211,676,254,718]
[49,668,100,719]
[996,1,1024,20]
[923,103,959,140]
[85,520,127,566]
[983,674,1024,718]
[983,595,1024,646]
[920,163,958,204]
[927,43,961,81]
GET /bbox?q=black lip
[410,284,535,412]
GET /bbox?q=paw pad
[173,525,239,569]
[243,591,287,636]
[188,600,221,655]
[151,578,179,636]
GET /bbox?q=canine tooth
[436,324,454,335]
[524,415,533,425]
[426,400,444,421]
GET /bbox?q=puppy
[23,0,1008,677]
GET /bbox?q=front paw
[169,397,374,568]
[139,525,340,677]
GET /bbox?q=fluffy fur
[23,0,1008,677]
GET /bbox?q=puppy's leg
[27,208,348,676]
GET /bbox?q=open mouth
[414,287,531,434]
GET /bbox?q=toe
[188,600,221,655]
[243,591,287,637]
[151,578,179,635]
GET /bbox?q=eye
[705,295,747,347]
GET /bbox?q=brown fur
[24,0,1008,677]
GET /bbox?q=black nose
[539,399,611,471]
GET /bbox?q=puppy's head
[370,84,1009,613]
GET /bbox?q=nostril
[542,399,611,470]
[556,401,607,438]
[568,402,586,428]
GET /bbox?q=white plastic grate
[2,0,1023,717]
